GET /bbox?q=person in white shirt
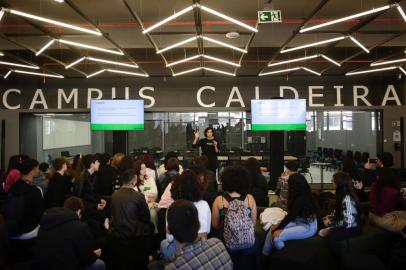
[160,170,211,261]
[134,160,158,203]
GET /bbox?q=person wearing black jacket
[108,169,151,270]
[45,157,70,208]
[4,158,44,239]
[192,127,219,174]
[262,173,318,255]
[32,198,105,270]
[73,154,106,215]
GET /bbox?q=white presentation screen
[90,99,144,130]
[43,118,91,150]
[251,99,306,131]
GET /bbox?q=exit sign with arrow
[258,10,282,23]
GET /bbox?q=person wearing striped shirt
[319,172,361,240]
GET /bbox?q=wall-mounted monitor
[90,99,144,130]
[251,99,306,131]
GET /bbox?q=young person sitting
[154,200,232,270]
[273,160,299,210]
[211,166,257,270]
[319,172,361,240]
[369,167,406,233]
[244,157,268,207]
[33,197,105,270]
[263,173,318,255]
[160,170,211,261]
[4,158,44,240]
[3,158,44,264]
[108,169,151,270]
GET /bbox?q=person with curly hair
[160,170,211,261]
[263,173,318,255]
[192,127,219,174]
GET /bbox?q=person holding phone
[362,152,397,187]
[192,127,219,174]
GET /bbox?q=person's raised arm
[192,131,200,148]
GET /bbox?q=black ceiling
[0,0,405,79]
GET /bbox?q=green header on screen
[251,123,306,131]
[91,124,144,131]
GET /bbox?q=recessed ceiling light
[226,32,240,39]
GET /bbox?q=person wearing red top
[369,168,406,233]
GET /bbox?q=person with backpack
[211,165,257,270]
[319,172,361,240]
[262,173,318,255]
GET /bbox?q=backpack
[223,193,255,250]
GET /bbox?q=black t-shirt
[192,138,219,166]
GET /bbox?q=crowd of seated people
[0,150,405,270]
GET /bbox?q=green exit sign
[258,10,282,23]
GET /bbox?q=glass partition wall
[20,110,382,165]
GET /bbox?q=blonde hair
[111,153,125,169]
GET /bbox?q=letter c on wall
[197,86,215,107]
[2,89,21,110]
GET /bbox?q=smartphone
[369,158,377,163]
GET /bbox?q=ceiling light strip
[59,39,124,55]
[199,5,258,33]
[299,5,392,33]
[0,52,4,56]
[0,60,39,69]
[371,58,406,67]
[106,69,148,77]
[86,69,105,78]
[397,6,406,22]
[268,54,318,67]
[203,67,235,76]
[14,69,63,78]
[259,67,301,76]
[143,5,194,34]
[65,57,86,69]
[301,67,321,76]
[156,36,198,54]
[348,36,369,53]
[88,57,138,68]
[202,54,241,67]
[36,40,55,56]
[173,67,202,77]
[3,70,12,79]
[346,66,397,76]
[398,66,406,75]
[0,8,6,21]
[201,36,247,53]
[166,55,200,67]
[320,54,341,66]
[8,9,102,36]
[280,36,345,53]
